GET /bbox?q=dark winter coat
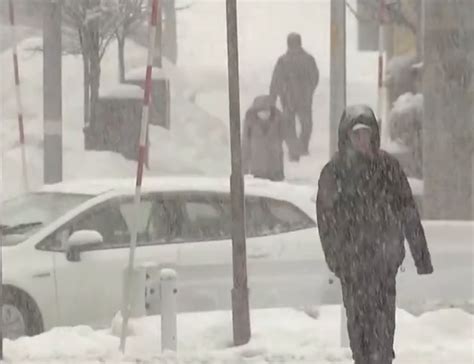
[270,47,319,111]
[316,105,433,279]
[242,95,285,181]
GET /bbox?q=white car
[2,177,472,339]
[1,177,334,339]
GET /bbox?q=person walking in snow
[242,95,285,182]
[270,32,319,160]
[316,105,433,364]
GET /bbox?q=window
[1,192,91,244]
[245,197,274,238]
[144,199,184,244]
[39,198,157,251]
[264,198,316,233]
[244,196,315,237]
[179,194,231,241]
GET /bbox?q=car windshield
[1,192,92,245]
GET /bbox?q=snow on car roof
[38,176,317,220]
[39,176,315,200]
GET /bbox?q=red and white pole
[119,0,159,352]
[8,0,29,191]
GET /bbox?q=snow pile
[0,37,230,199]
[99,84,143,99]
[4,306,473,363]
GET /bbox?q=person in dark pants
[316,105,433,364]
[270,33,319,160]
[242,95,285,181]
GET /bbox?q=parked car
[1,177,334,339]
[1,177,472,339]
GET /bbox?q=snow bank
[0,37,230,199]
[4,306,473,363]
[99,84,143,99]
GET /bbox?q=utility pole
[329,0,346,156]
[423,0,473,219]
[153,0,162,67]
[43,0,62,184]
[225,0,251,346]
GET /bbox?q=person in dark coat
[242,95,285,181]
[316,105,433,364]
[270,32,319,159]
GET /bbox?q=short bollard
[160,268,177,352]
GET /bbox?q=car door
[241,196,336,308]
[173,192,234,312]
[38,195,178,328]
[250,196,337,307]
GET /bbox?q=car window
[245,196,315,237]
[179,194,231,241]
[73,203,130,246]
[0,192,91,243]
[119,200,153,242]
[264,198,316,233]
[245,196,274,238]
[40,198,155,251]
[143,198,184,244]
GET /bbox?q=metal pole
[329,0,346,156]
[120,0,159,352]
[225,0,251,347]
[154,0,163,68]
[43,0,62,184]
[377,0,388,143]
[8,0,29,191]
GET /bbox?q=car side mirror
[65,230,103,262]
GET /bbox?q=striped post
[119,0,159,353]
[8,0,29,191]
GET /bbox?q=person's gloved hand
[417,263,433,275]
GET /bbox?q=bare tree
[63,0,119,127]
[114,0,147,82]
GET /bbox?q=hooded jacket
[242,95,285,181]
[316,105,432,278]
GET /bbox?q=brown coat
[242,96,285,181]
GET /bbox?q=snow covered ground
[3,306,473,363]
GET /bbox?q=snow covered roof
[38,176,317,219]
[39,176,314,198]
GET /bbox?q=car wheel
[2,287,43,339]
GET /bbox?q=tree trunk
[83,52,91,126]
[118,35,126,82]
[89,0,101,129]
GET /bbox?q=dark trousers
[283,105,313,158]
[341,272,397,364]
